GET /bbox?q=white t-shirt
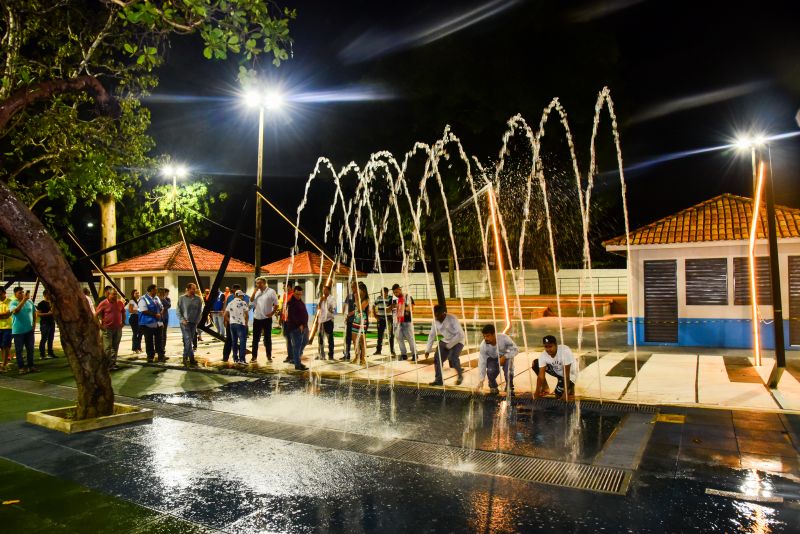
[127,299,139,312]
[226,298,250,326]
[538,345,579,383]
[317,295,336,323]
[252,287,279,320]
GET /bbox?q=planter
[26,403,153,434]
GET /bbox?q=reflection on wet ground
[1,374,799,532]
[145,378,621,462]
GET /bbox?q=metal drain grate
[164,408,630,495]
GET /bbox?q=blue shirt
[9,298,35,335]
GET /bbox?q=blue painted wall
[627,317,798,350]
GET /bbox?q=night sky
[145,0,800,267]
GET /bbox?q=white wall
[626,240,800,320]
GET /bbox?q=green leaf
[203,46,213,59]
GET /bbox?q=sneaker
[339,355,350,361]
[110,365,120,371]
[48,353,57,359]
[429,380,443,386]
[399,354,407,361]
[250,357,258,363]
[295,364,308,371]
[29,366,39,373]
[283,357,292,363]
[455,375,463,386]
[18,368,28,375]
[489,387,499,394]
[328,356,334,360]
[373,350,382,355]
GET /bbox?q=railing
[401,276,627,300]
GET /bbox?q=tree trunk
[533,250,557,295]
[0,181,114,419]
[97,194,117,266]
[448,255,456,298]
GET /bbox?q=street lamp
[244,88,284,276]
[734,133,785,386]
[161,164,188,220]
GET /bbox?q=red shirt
[96,299,126,329]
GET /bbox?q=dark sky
[146,0,800,266]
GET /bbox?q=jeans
[343,317,354,357]
[395,322,416,359]
[289,328,308,367]
[252,317,273,360]
[433,341,463,382]
[39,320,55,357]
[487,357,514,392]
[102,327,123,367]
[129,313,141,351]
[160,318,169,354]
[222,323,233,361]
[142,326,164,361]
[318,320,334,359]
[180,322,198,362]
[212,313,225,335]
[13,330,34,369]
[532,360,573,396]
[376,317,394,354]
[230,323,248,362]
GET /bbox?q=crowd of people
[0,278,581,400]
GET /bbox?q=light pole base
[768,365,784,390]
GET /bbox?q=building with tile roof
[96,242,255,308]
[604,194,800,349]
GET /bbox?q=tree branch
[72,8,118,78]
[0,75,120,133]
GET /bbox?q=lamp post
[161,164,188,220]
[735,134,786,386]
[244,89,284,276]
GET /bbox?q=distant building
[97,241,254,300]
[261,251,365,313]
[604,194,800,349]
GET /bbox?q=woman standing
[127,289,141,353]
[351,285,370,365]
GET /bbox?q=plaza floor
[98,316,800,413]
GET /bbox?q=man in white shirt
[534,335,579,401]
[316,285,336,360]
[250,277,279,362]
[475,324,519,395]
[424,305,465,386]
[224,290,250,364]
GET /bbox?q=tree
[0,0,294,418]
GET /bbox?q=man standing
[340,280,357,361]
[127,289,142,353]
[285,285,309,371]
[176,283,204,366]
[138,284,165,363]
[251,277,279,362]
[95,288,126,370]
[316,285,336,360]
[0,288,12,372]
[392,283,416,361]
[36,289,56,359]
[280,283,294,363]
[10,287,36,374]
[222,284,248,362]
[424,305,464,386]
[224,289,250,364]
[475,324,519,395]
[158,287,171,356]
[373,287,395,356]
[210,288,225,335]
[534,335,579,401]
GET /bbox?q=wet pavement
[2,374,800,532]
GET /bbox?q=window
[685,258,728,305]
[156,276,165,289]
[733,257,772,305]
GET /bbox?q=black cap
[542,335,557,345]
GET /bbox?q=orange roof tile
[102,243,254,273]
[604,193,800,248]
[262,251,364,277]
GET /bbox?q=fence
[402,275,627,300]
